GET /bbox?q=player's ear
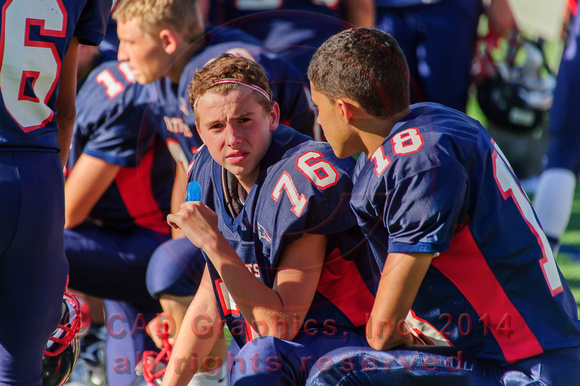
[335,98,354,123]
[159,28,180,54]
[268,102,280,132]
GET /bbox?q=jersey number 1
[492,142,563,296]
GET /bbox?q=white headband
[193,78,271,110]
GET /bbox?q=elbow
[366,323,408,351]
[55,103,76,124]
[367,335,387,351]
[55,109,76,132]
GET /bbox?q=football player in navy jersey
[306,27,580,384]
[161,53,379,385]
[64,60,174,385]
[375,0,516,112]
[533,14,580,257]
[0,1,110,384]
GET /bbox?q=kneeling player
[306,27,580,385]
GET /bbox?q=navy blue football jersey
[188,125,379,348]
[145,25,316,171]
[0,0,111,152]
[68,61,174,234]
[351,102,580,363]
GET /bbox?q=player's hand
[167,201,219,251]
[146,313,176,349]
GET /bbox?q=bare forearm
[366,252,433,350]
[168,205,322,340]
[55,37,79,167]
[163,287,222,385]
[203,238,304,339]
[56,118,74,167]
[64,154,120,228]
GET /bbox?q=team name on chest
[245,263,261,278]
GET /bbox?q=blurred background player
[64,59,175,385]
[162,53,379,385]
[202,0,375,81]
[375,0,517,113]
[0,0,110,384]
[533,11,580,256]
[306,27,580,385]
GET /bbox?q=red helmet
[42,291,82,386]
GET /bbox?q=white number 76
[272,151,338,217]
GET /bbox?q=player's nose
[226,125,243,147]
[117,42,129,62]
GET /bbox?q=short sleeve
[386,162,469,253]
[74,0,112,46]
[81,104,153,167]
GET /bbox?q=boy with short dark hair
[306,27,580,384]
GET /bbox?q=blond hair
[113,0,203,42]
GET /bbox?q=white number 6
[1,0,65,131]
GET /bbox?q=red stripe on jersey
[316,248,375,327]
[115,145,170,235]
[431,225,543,363]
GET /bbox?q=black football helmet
[42,291,82,386]
[471,31,556,134]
